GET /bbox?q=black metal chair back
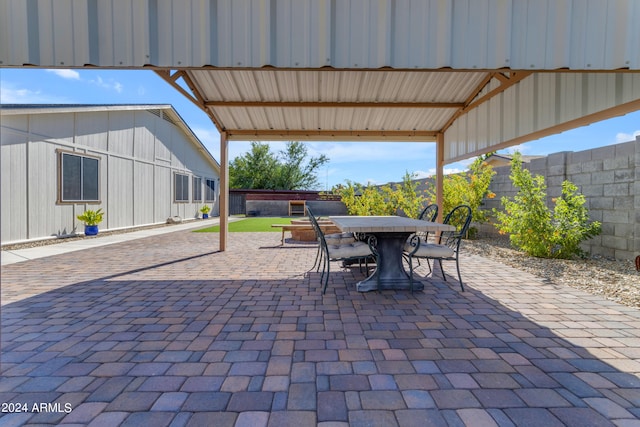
[439,205,473,251]
[418,203,439,222]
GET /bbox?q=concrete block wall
[482,138,639,260]
[244,200,348,217]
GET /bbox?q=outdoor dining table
[329,215,456,292]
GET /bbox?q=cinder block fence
[481,137,639,260]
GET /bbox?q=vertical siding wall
[482,138,639,260]
[0,109,219,244]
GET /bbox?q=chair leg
[312,246,321,271]
[456,257,464,292]
[438,259,446,281]
[316,249,325,272]
[322,259,330,294]
[320,256,328,289]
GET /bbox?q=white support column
[436,132,445,223]
[219,131,229,251]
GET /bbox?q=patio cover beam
[440,71,532,133]
[205,101,464,109]
[220,131,229,251]
[436,133,445,223]
[225,129,438,142]
[155,70,225,134]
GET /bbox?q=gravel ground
[463,236,640,309]
[3,227,638,309]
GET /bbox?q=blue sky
[2,68,639,190]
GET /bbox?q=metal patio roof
[168,68,493,141]
[2,0,639,162]
[2,0,639,250]
[158,66,640,163]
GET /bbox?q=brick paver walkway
[1,230,639,426]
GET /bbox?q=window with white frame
[174,173,189,202]
[193,176,202,202]
[59,151,100,202]
[205,178,216,202]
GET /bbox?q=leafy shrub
[338,172,426,218]
[381,172,426,218]
[494,153,601,259]
[425,157,496,229]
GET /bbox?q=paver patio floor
[1,229,639,426]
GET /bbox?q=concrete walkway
[1,228,639,426]
[1,219,226,266]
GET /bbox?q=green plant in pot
[200,205,211,219]
[77,208,104,236]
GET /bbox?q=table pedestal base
[355,232,423,292]
[356,274,423,292]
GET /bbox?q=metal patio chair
[404,205,472,292]
[307,207,375,294]
[404,203,439,274]
[307,206,356,273]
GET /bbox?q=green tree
[494,152,601,258]
[274,142,329,190]
[229,142,279,189]
[229,141,329,190]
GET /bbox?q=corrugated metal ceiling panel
[187,69,488,103]
[186,68,487,137]
[444,72,640,162]
[2,0,638,70]
[210,106,455,133]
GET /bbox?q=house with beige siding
[1,104,220,245]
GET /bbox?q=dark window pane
[62,154,82,200]
[182,175,189,200]
[205,179,216,201]
[193,177,202,201]
[82,157,99,200]
[175,173,189,201]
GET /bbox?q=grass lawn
[194,217,294,232]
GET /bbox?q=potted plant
[200,205,211,219]
[77,208,104,236]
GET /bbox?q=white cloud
[306,141,435,164]
[413,170,432,179]
[364,178,383,185]
[615,130,640,143]
[89,75,123,93]
[226,141,436,165]
[416,168,466,178]
[46,69,80,80]
[501,143,529,154]
[0,81,68,103]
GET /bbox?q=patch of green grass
[194,217,294,232]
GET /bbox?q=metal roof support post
[219,131,229,251]
[435,132,445,223]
